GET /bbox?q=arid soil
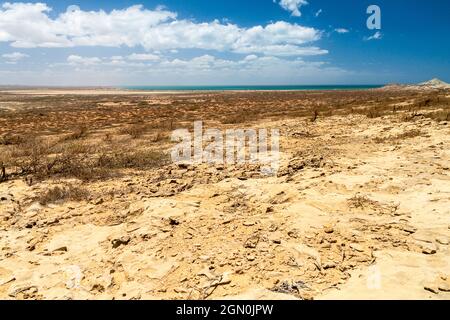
[0,89,449,300]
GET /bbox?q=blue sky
[0,0,448,85]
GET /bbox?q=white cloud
[365,31,382,41]
[6,52,350,86]
[2,51,29,62]
[67,55,102,65]
[244,54,258,61]
[335,28,349,34]
[127,53,160,61]
[277,0,308,17]
[0,2,324,57]
[60,53,331,74]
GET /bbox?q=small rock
[174,287,188,293]
[217,272,232,285]
[323,262,336,269]
[8,284,38,298]
[402,225,417,234]
[244,235,259,248]
[438,278,450,292]
[168,217,180,226]
[436,237,449,245]
[0,276,15,286]
[424,283,439,294]
[112,236,131,249]
[246,254,256,261]
[422,244,437,255]
[323,225,334,234]
[93,198,104,205]
[349,243,364,252]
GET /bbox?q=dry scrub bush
[0,133,26,146]
[97,149,169,170]
[366,108,382,119]
[62,126,88,141]
[426,110,450,122]
[309,109,319,122]
[2,134,168,182]
[373,129,423,143]
[37,184,90,205]
[347,194,399,215]
[119,124,148,139]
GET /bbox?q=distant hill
[419,78,450,89]
[380,78,450,91]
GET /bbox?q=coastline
[0,85,384,96]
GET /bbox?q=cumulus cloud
[67,55,102,65]
[277,0,308,17]
[0,2,324,56]
[5,51,350,86]
[365,31,382,41]
[335,28,349,34]
[2,51,29,62]
[127,53,160,61]
[59,53,330,73]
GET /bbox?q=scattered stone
[402,225,417,234]
[323,225,334,234]
[0,276,15,286]
[112,236,131,249]
[421,244,437,255]
[349,243,364,252]
[270,280,309,297]
[8,284,38,298]
[168,217,180,226]
[93,198,104,205]
[52,246,68,253]
[244,235,259,248]
[323,262,336,269]
[437,276,450,292]
[435,237,449,245]
[246,254,256,261]
[424,283,439,294]
[174,287,188,293]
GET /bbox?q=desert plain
[0,87,449,300]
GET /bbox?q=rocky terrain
[0,88,449,300]
[381,78,450,92]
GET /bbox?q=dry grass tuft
[374,129,423,143]
[63,126,88,141]
[0,133,26,146]
[426,110,450,122]
[119,124,147,139]
[347,194,399,215]
[37,184,90,205]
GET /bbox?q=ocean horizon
[123,85,384,91]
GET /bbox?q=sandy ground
[0,90,449,300]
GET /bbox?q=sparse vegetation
[347,194,399,215]
[119,123,147,139]
[0,89,447,184]
[374,129,423,143]
[37,184,90,205]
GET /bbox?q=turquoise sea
[123,85,383,91]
